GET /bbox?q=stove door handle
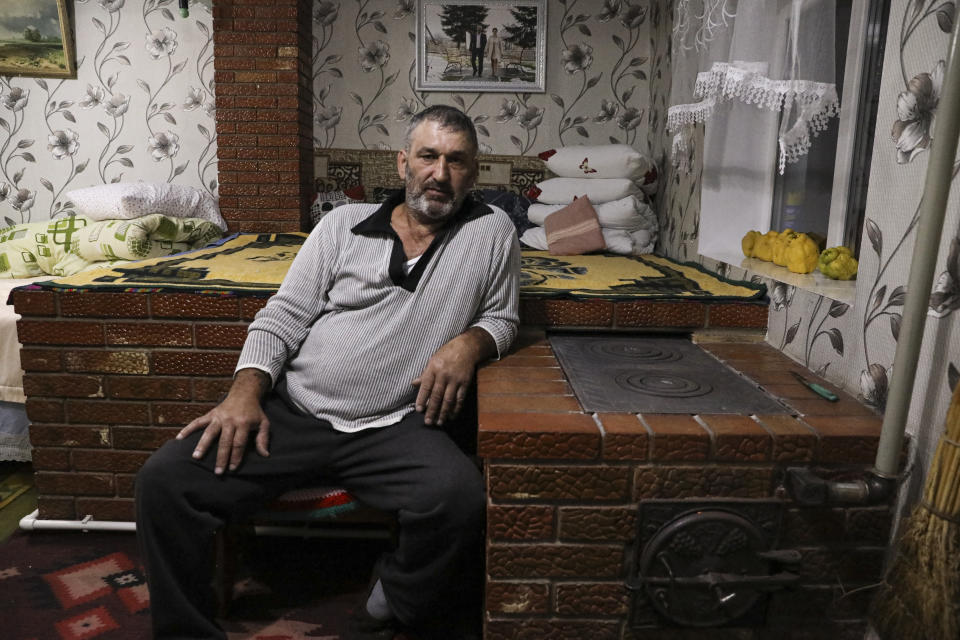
[755,549,802,564]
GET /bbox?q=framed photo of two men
[415,0,547,93]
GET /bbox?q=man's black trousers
[135,391,485,639]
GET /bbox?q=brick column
[212,0,313,232]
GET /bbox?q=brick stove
[477,329,893,640]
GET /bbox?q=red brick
[218,184,259,198]
[64,349,150,375]
[615,301,707,328]
[67,399,150,425]
[17,319,103,345]
[23,373,103,398]
[75,498,135,522]
[233,45,277,59]
[555,582,629,616]
[152,294,241,319]
[72,449,150,473]
[152,351,239,376]
[19,347,63,371]
[755,414,817,462]
[216,57,257,71]
[478,395,582,414]
[107,376,192,400]
[634,465,773,499]
[104,322,193,346]
[38,496,76,519]
[487,543,622,579]
[643,414,710,461]
[25,398,64,423]
[11,289,56,315]
[193,378,234,402]
[153,402,216,426]
[558,507,636,542]
[478,413,600,459]
[31,448,71,470]
[195,323,249,348]
[486,355,558,368]
[36,471,114,496]
[700,414,772,461]
[487,464,629,501]
[29,424,112,448]
[116,474,137,497]
[598,413,649,460]
[520,299,615,327]
[479,379,572,395]
[487,505,555,541]
[708,302,769,328]
[802,416,882,464]
[485,582,550,616]
[478,366,565,383]
[112,426,179,450]
[234,71,277,83]
[60,292,149,318]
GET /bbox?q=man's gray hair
[403,105,478,156]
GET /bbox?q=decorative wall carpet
[0,530,417,640]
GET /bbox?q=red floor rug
[0,529,395,639]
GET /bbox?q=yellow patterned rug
[33,235,765,301]
[520,251,765,300]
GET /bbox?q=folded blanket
[0,214,222,278]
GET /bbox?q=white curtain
[667,0,838,258]
[667,0,839,174]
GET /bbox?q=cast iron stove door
[628,500,799,628]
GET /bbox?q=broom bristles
[871,384,960,640]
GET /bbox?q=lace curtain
[667,0,839,174]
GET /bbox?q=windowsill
[703,250,857,305]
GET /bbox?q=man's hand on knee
[177,368,272,474]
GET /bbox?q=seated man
[135,105,520,639]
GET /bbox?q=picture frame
[0,0,77,79]
[416,0,547,93]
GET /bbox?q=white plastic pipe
[18,509,390,539]
[19,509,136,532]
[874,14,960,477]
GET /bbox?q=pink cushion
[543,196,606,255]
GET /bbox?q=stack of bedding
[519,144,659,256]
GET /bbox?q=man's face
[399,120,477,223]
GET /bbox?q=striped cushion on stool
[259,486,359,521]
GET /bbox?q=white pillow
[538,144,655,180]
[527,177,640,205]
[528,195,656,230]
[520,225,655,256]
[66,183,228,231]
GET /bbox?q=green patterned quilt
[0,214,222,278]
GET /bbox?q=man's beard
[405,167,466,222]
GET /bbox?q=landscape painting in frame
[416,0,546,93]
[0,0,76,78]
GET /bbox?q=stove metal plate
[549,335,790,414]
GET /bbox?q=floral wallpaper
[0,0,217,226]
[651,0,960,497]
[309,0,652,155]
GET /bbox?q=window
[695,0,890,301]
